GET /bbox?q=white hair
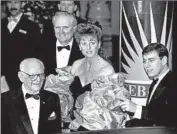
[52,11,77,27]
[19,58,45,72]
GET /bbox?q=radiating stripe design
[121,1,173,81]
[150,2,157,43]
[160,2,168,45]
[133,2,148,47]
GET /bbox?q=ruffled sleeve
[72,73,131,130]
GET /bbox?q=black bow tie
[57,45,70,51]
[25,93,40,100]
[8,17,18,22]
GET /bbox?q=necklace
[80,56,101,85]
[82,56,100,72]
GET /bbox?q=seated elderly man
[1,58,61,134]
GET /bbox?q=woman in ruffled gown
[70,23,114,104]
[45,23,130,132]
[68,23,130,131]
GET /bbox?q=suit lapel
[149,71,171,103]
[53,39,57,68]
[68,39,82,66]
[15,89,34,134]
[3,19,10,34]
[10,15,24,35]
[38,93,46,133]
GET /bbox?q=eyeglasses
[20,71,45,81]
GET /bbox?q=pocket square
[48,112,56,120]
[19,29,27,34]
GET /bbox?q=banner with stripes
[120,1,174,105]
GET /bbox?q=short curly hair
[142,43,168,59]
[74,23,102,44]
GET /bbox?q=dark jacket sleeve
[1,92,13,134]
[53,94,62,133]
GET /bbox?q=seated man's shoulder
[41,90,58,98]
[1,89,20,101]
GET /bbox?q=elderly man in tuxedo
[2,1,41,90]
[2,58,61,134]
[120,43,177,127]
[38,12,83,75]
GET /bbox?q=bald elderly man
[2,58,61,134]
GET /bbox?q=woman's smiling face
[79,35,100,58]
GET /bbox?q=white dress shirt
[56,39,73,68]
[22,84,40,134]
[134,69,170,119]
[7,13,23,33]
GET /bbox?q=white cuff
[133,105,142,119]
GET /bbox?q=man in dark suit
[40,1,87,54]
[57,1,87,24]
[2,58,61,134]
[120,43,177,127]
[1,1,41,90]
[38,12,83,75]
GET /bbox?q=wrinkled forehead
[24,61,44,74]
[7,1,22,4]
[60,1,75,5]
[54,15,72,26]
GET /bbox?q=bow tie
[8,17,18,22]
[57,45,70,52]
[148,78,159,95]
[25,93,40,100]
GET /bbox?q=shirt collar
[156,68,170,82]
[22,84,39,98]
[56,38,73,48]
[10,12,23,23]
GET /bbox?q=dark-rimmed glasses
[20,71,45,81]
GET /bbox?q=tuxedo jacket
[38,37,83,75]
[1,15,41,89]
[2,88,61,134]
[126,71,177,127]
[132,71,177,127]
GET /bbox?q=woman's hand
[55,66,72,76]
[69,120,80,130]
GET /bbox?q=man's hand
[119,98,137,113]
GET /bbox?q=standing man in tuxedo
[120,43,177,127]
[38,12,83,75]
[41,1,87,55]
[2,58,61,134]
[1,1,41,90]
